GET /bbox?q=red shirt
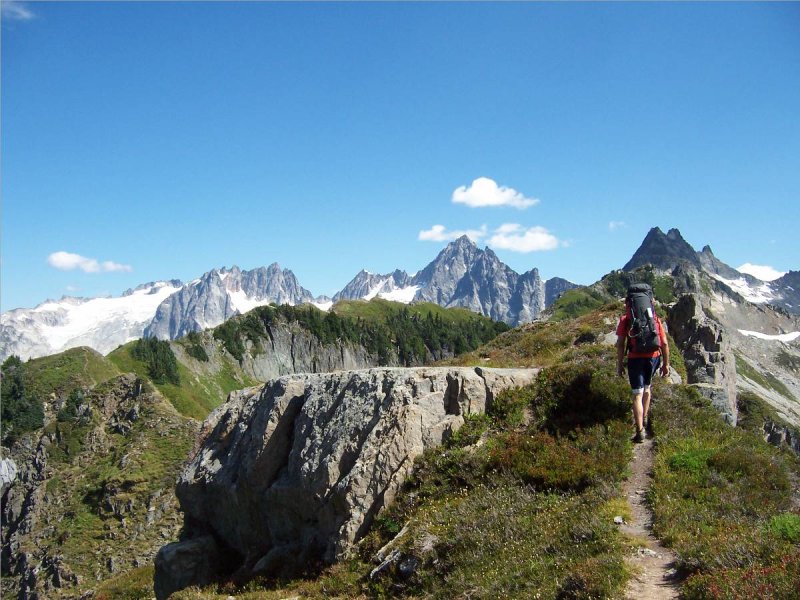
[616,314,667,358]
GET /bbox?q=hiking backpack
[625,283,662,354]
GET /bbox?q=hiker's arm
[659,320,670,376]
[616,335,626,377]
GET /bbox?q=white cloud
[452,177,539,209]
[1,1,35,21]
[737,263,786,282]
[609,221,626,231]
[48,251,132,273]
[418,224,488,243]
[488,224,564,253]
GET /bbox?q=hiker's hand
[660,364,670,378]
[617,366,625,378]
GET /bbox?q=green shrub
[130,338,180,385]
[532,361,630,434]
[183,331,210,362]
[213,319,246,362]
[487,386,534,427]
[56,388,86,422]
[769,514,800,543]
[1,355,44,444]
[447,413,491,448]
[548,288,609,321]
[489,422,630,492]
[650,383,799,586]
[683,552,800,600]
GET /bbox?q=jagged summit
[623,227,701,272]
[335,236,577,325]
[144,265,315,340]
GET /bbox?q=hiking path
[620,436,681,600]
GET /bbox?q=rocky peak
[623,226,700,272]
[144,265,315,340]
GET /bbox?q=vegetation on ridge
[211,300,509,365]
[1,348,121,445]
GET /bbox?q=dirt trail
[620,436,681,600]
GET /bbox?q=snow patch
[228,290,273,315]
[738,330,800,343]
[312,300,333,312]
[378,285,420,304]
[364,278,390,301]
[711,274,775,304]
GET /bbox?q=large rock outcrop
[668,294,738,423]
[155,366,538,598]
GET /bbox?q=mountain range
[0,237,575,361]
[2,227,797,362]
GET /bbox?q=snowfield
[738,329,800,343]
[711,274,775,304]
[1,282,182,359]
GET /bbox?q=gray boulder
[156,366,538,596]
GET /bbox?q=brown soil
[619,436,681,600]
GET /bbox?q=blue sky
[2,1,799,310]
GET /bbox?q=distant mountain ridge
[144,264,316,340]
[1,239,574,361]
[5,226,795,362]
[334,235,577,325]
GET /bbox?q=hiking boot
[632,428,644,443]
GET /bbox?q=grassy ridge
[10,372,196,597]
[649,382,800,598]
[107,342,258,420]
[21,346,122,399]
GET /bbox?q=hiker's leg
[628,358,646,433]
[641,357,660,427]
[642,386,651,425]
[632,389,645,431]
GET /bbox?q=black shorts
[628,356,661,392]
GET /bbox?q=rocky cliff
[668,294,738,424]
[154,366,538,598]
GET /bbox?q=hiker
[616,283,669,443]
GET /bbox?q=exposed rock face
[413,237,548,325]
[145,264,315,340]
[334,237,576,326]
[697,245,748,281]
[771,270,800,316]
[545,277,575,306]
[237,324,383,382]
[1,375,196,599]
[668,294,738,424]
[763,421,800,456]
[155,366,538,598]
